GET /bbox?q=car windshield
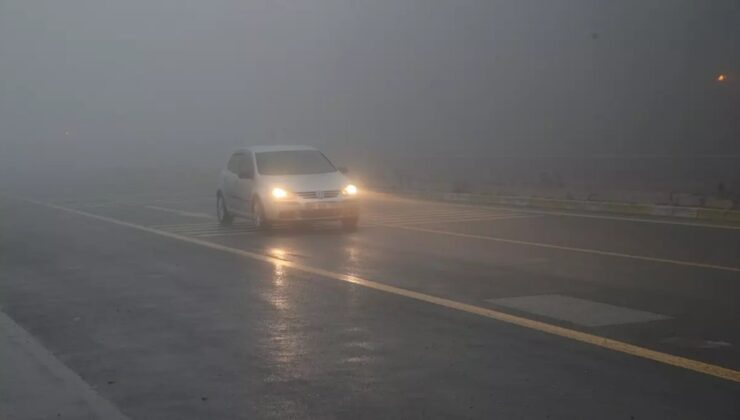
[255,150,336,175]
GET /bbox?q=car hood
[259,172,349,192]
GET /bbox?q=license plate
[307,202,334,210]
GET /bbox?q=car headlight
[271,187,289,199]
[343,184,358,195]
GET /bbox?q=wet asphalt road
[1,184,739,419]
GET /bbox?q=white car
[216,145,360,230]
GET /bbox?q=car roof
[235,145,318,154]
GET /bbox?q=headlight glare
[271,187,289,199]
[343,184,358,195]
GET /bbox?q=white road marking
[143,201,530,230]
[65,192,535,230]
[365,213,507,224]
[143,205,214,219]
[74,202,124,209]
[486,295,671,327]
[661,336,733,349]
[378,194,740,231]
[377,214,538,227]
[195,230,258,238]
[149,222,221,230]
[363,207,529,227]
[18,196,740,383]
[513,208,740,230]
[365,208,517,221]
[159,225,234,234]
[151,222,258,238]
[388,224,740,273]
[133,200,740,272]
[0,311,129,419]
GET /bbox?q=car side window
[240,152,254,178]
[227,153,242,174]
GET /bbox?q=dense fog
[1,0,738,193]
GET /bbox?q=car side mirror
[238,170,253,179]
[337,166,349,174]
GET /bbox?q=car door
[234,151,255,214]
[223,152,243,213]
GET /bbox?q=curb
[373,188,740,224]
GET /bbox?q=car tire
[217,193,233,226]
[252,198,272,230]
[341,217,359,231]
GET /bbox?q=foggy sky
[1,0,738,176]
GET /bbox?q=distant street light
[716,74,727,82]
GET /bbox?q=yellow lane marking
[387,225,740,273]
[21,197,740,383]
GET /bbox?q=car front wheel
[252,199,272,230]
[217,193,233,225]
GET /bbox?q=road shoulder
[0,310,127,420]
